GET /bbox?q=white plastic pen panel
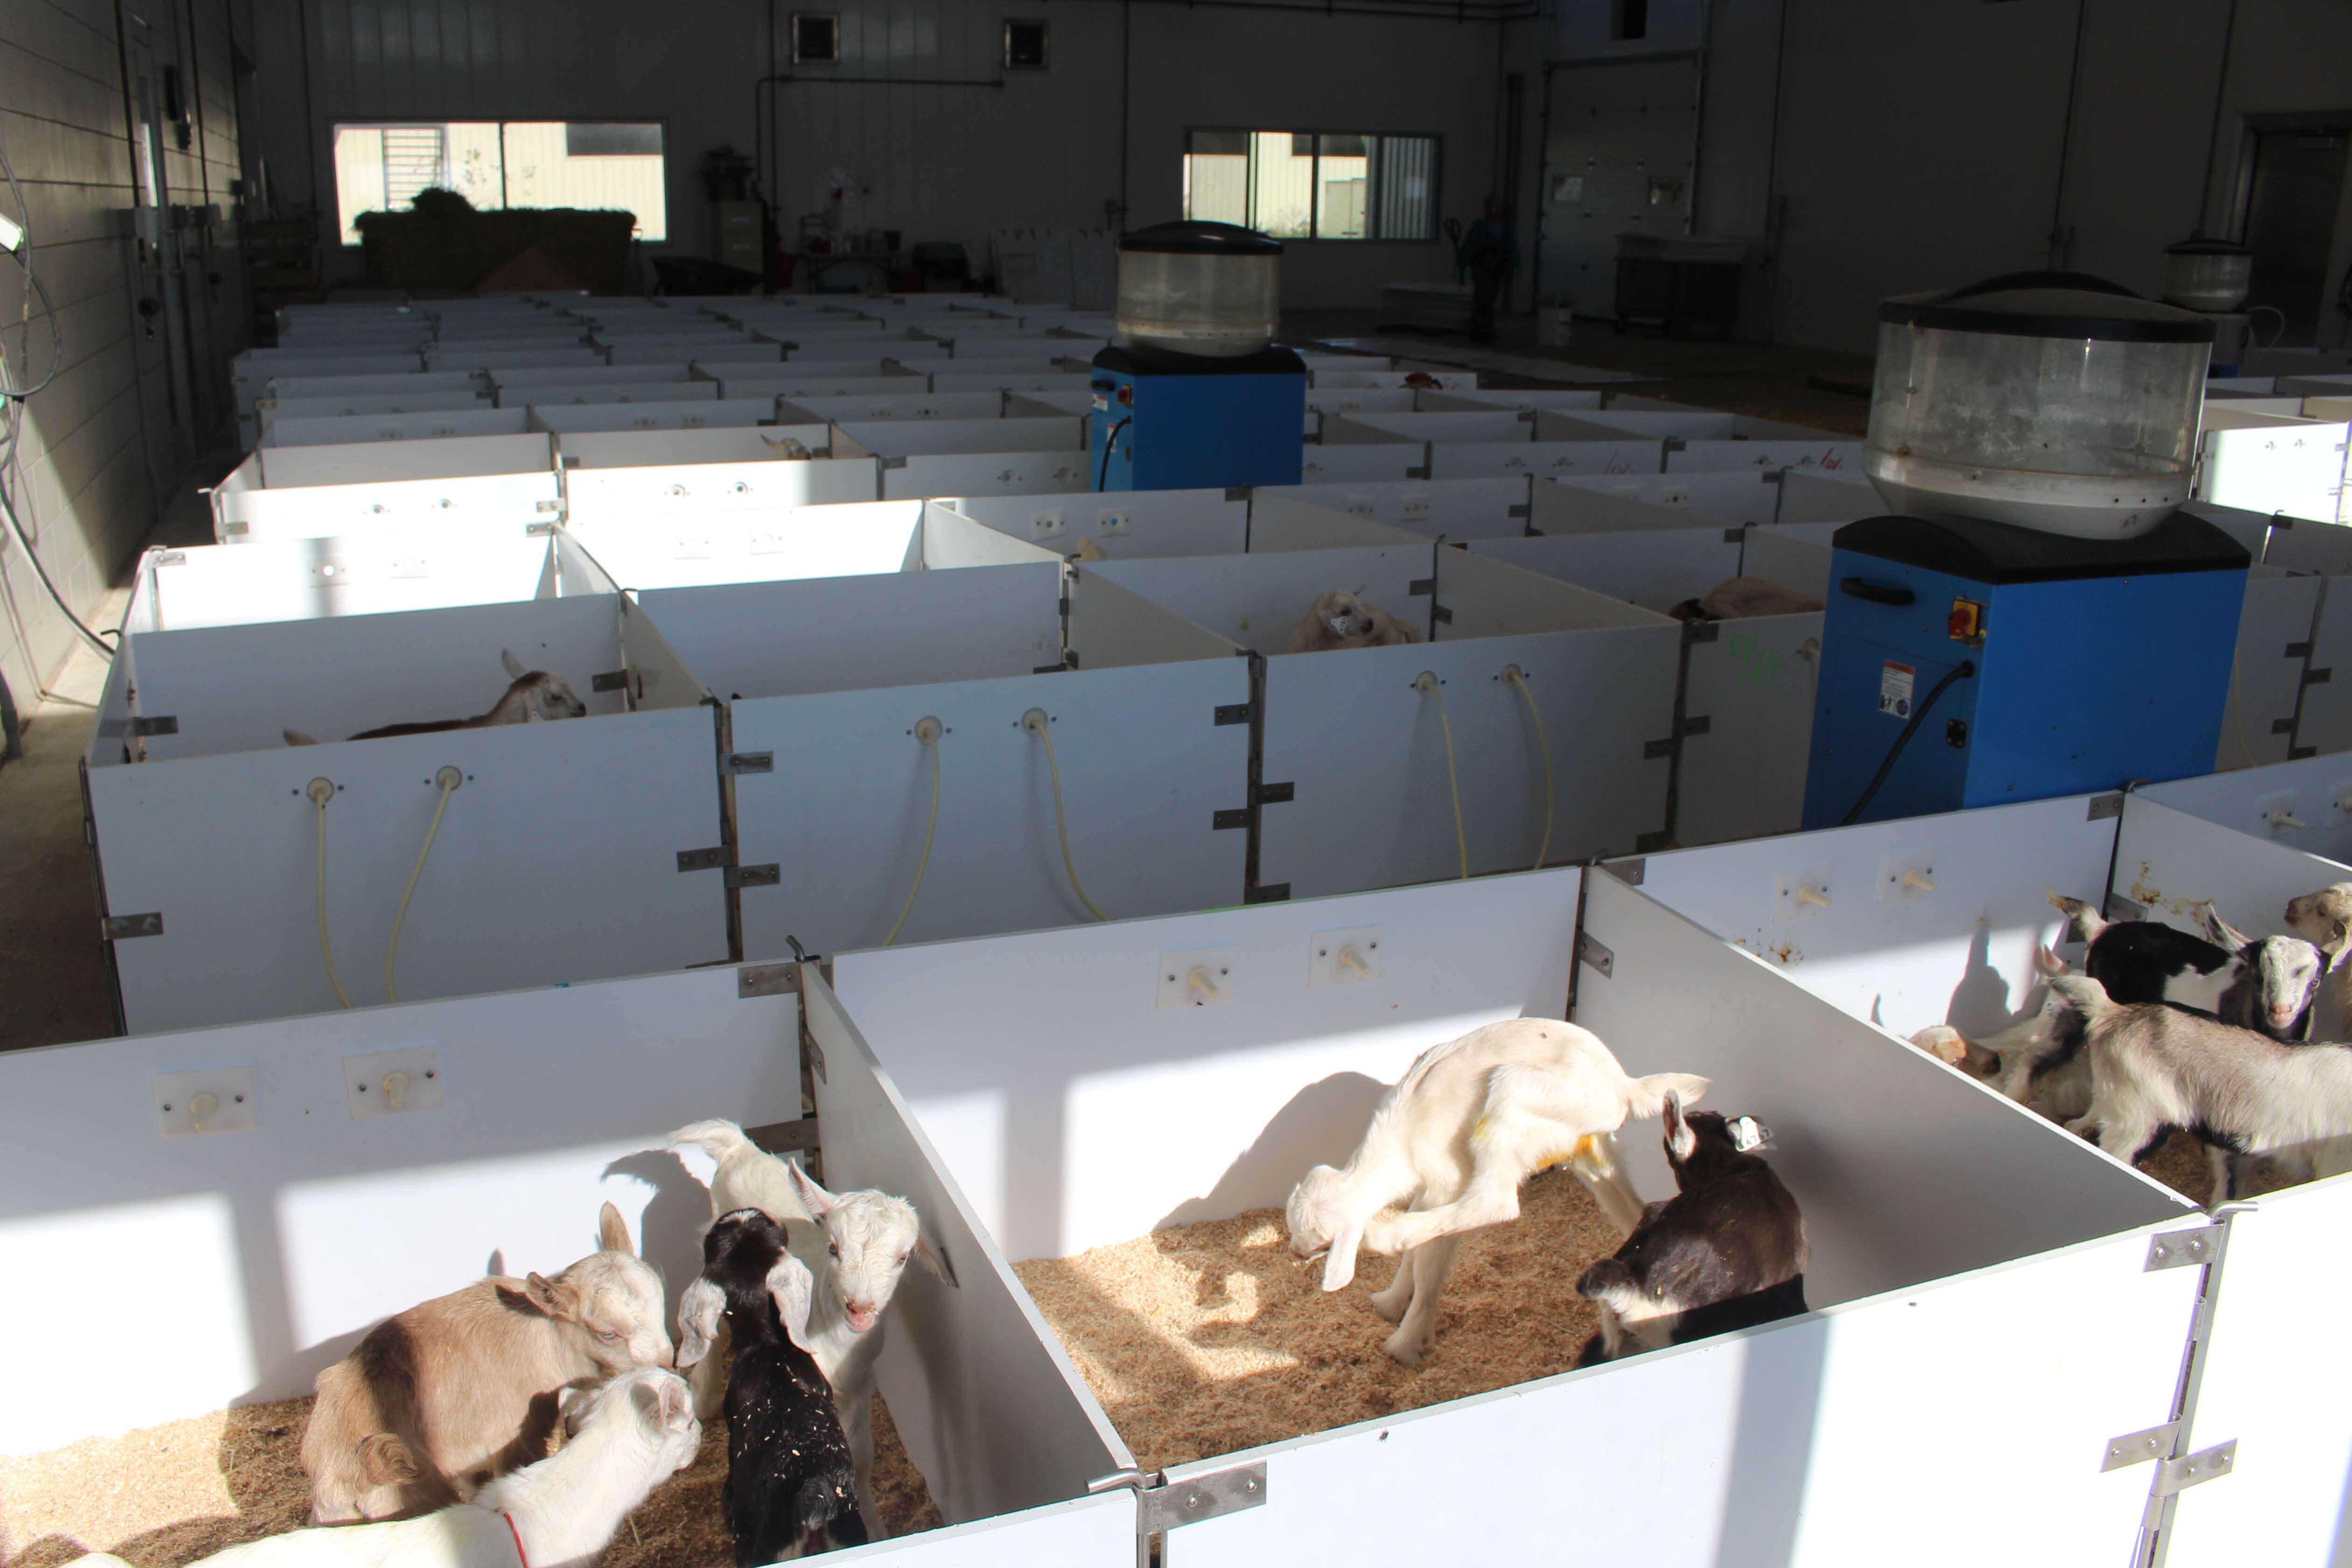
[263,407,529,447]
[1431,438,1667,478]
[941,488,1249,559]
[123,532,589,632]
[528,398,776,433]
[1257,476,1531,539]
[1553,470,1781,525]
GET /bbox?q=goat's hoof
[1382,1332,1423,1367]
[1369,1290,1410,1324]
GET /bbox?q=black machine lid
[1832,511,2250,584]
[1879,271,2216,343]
[1119,220,1282,257]
[1092,342,1304,378]
[2164,237,2253,257]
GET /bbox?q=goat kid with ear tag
[1575,1092,1808,1366]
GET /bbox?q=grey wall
[1523,0,2352,353]
[255,0,1502,307]
[0,0,252,701]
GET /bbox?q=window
[791,13,840,63]
[1612,0,1648,39]
[1182,130,1439,241]
[331,121,669,245]
[1003,19,1049,69]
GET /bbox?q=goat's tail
[800,1474,870,1550]
[2046,974,2119,1025]
[1623,1071,1710,1122]
[669,1117,753,1162]
[283,728,319,747]
[2048,891,2107,945]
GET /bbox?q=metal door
[1535,56,1700,318]
[2236,123,2349,344]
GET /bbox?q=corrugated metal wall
[0,0,252,700]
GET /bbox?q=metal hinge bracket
[153,549,187,566]
[2102,1420,2180,1472]
[2307,667,2334,686]
[1254,781,1294,806]
[592,669,634,694]
[1576,931,1615,978]
[2293,745,2320,759]
[745,1115,819,1152]
[2152,1441,2238,1497]
[1634,829,1674,853]
[2087,791,2124,820]
[738,963,802,998]
[1091,1463,1268,1537]
[880,456,907,470]
[1215,702,1253,726]
[1508,503,1530,518]
[526,520,560,536]
[1606,858,1646,886]
[1223,486,1250,502]
[1408,578,1435,597]
[132,715,178,736]
[2287,640,2314,658]
[1683,714,1712,738]
[1723,527,1745,545]
[727,864,781,889]
[724,752,775,775]
[2273,717,2298,735]
[535,499,560,513]
[1431,602,1453,625]
[1644,736,1676,760]
[2106,892,2148,922]
[104,912,164,939]
[1683,618,1721,645]
[1244,882,1291,903]
[2145,1223,2225,1271]
[677,847,733,873]
[1212,807,1250,830]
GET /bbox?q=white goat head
[501,648,589,722]
[784,1163,938,1335]
[2286,883,2352,954]
[516,1201,672,1374]
[2203,907,2331,1035]
[1283,1164,1359,1288]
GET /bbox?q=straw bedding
[1011,1166,1622,1473]
[0,1393,939,1568]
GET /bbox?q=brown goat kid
[300,1201,673,1523]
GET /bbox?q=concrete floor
[0,327,1874,1052]
[0,472,216,1051]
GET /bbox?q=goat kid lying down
[1289,589,1419,653]
[1576,1092,1808,1365]
[1286,1017,1707,1365]
[74,1367,700,1568]
[285,649,587,746]
[677,1208,866,1565]
[2049,974,2352,1204]
[301,1202,672,1524]
[669,1119,942,1535]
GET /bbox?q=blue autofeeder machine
[1092,222,1305,492]
[1802,273,2245,829]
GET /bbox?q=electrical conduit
[1503,665,1554,871]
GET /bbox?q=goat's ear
[557,1384,597,1439]
[912,1235,952,1284]
[525,1271,578,1319]
[502,647,527,679]
[597,1200,634,1257]
[2202,905,2251,953]
[657,1372,694,1433]
[2034,944,2067,977]
[1320,1220,1365,1292]
[767,1254,819,1354]
[674,1277,724,1369]
[1662,1091,1695,1163]
[783,1159,837,1223]
[1576,1256,1633,1300]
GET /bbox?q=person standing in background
[1456,197,1519,343]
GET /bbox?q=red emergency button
[1116,384,1133,406]
[1948,597,1985,642]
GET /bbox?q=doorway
[2234,119,2350,345]
[1534,55,1700,321]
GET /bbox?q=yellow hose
[385,767,462,1004]
[1504,666,1554,870]
[882,720,943,946]
[1024,709,1110,921]
[308,778,353,1010]
[1414,673,1468,880]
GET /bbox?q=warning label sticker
[1879,660,1916,719]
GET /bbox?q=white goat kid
[70,1367,700,1568]
[1285,1017,1708,1366]
[668,1119,939,1537]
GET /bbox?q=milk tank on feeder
[1092,222,1307,491]
[1799,272,2248,830]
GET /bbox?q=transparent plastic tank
[1865,273,2214,540]
[1115,221,1281,358]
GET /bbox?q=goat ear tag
[1729,1117,1767,1152]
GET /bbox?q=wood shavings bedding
[0,1393,939,1568]
[1012,1166,1621,1473]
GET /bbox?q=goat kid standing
[1286,1017,1707,1365]
[677,1208,866,1565]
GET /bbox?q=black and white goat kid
[676,1208,866,1563]
[1574,1092,1807,1365]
